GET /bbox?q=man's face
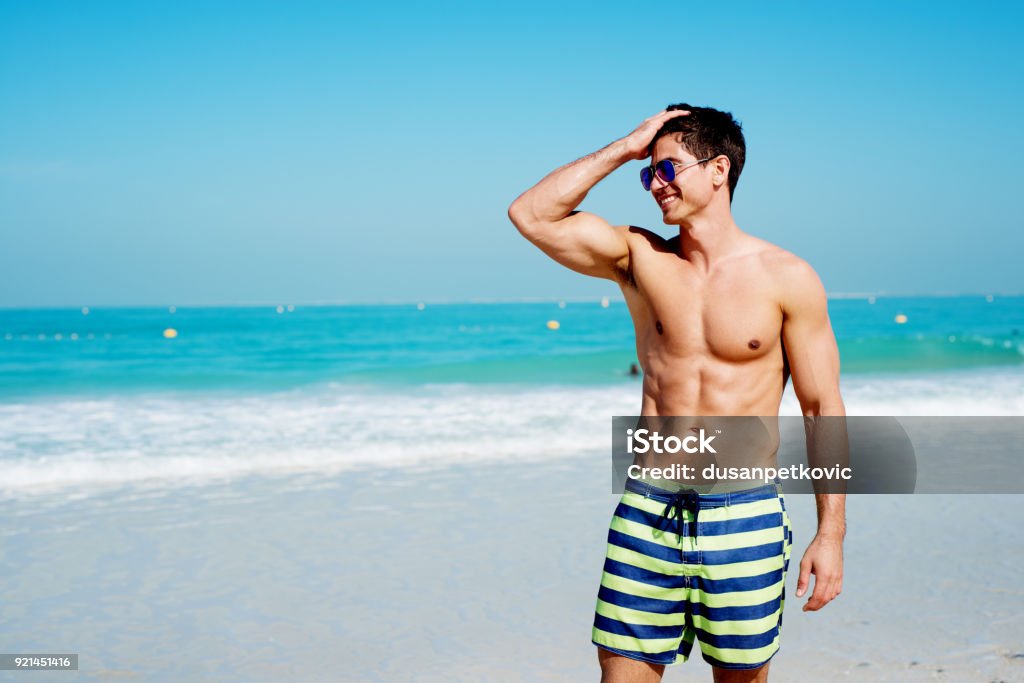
[648,136,714,224]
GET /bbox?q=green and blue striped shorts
[592,478,793,669]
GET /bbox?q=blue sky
[1,1,1021,307]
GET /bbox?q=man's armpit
[613,227,638,289]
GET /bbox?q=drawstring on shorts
[663,489,700,542]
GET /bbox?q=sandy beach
[4,449,1023,682]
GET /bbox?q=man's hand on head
[618,109,691,161]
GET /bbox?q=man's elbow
[507,198,543,240]
[507,198,527,229]
[800,396,846,417]
[507,199,524,225]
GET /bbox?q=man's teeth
[659,196,676,207]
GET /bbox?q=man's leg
[598,649,665,683]
[592,488,693,677]
[712,662,769,683]
[691,486,791,679]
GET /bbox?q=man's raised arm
[507,109,689,281]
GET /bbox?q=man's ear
[711,155,731,189]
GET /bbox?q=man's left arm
[779,256,846,612]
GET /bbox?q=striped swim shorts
[592,478,793,669]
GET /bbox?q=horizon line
[1,291,1022,311]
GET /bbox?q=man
[507,105,845,682]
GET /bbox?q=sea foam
[1,368,1022,498]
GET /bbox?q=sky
[1,1,1022,308]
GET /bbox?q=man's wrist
[602,138,636,165]
[815,524,846,541]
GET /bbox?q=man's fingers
[803,574,841,611]
[803,595,825,611]
[659,109,691,122]
[642,109,691,129]
[649,110,689,127]
[795,557,812,597]
[803,576,831,611]
[823,579,838,605]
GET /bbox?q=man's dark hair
[650,103,745,202]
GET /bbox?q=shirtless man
[507,106,845,682]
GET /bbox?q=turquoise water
[1,297,1022,399]
[2,296,1023,498]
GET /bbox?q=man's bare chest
[626,256,784,363]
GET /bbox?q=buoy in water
[546,320,560,330]
[163,328,178,339]
[894,314,907,324]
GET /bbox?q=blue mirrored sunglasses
[640,157,712,191]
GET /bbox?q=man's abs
[639,350,786,415]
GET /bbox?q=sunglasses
[640,157,713,191]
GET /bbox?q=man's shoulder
[753,245,828,318]
[753,240,820,284]
[740,240,826,313]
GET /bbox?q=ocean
[1,296,1023,498]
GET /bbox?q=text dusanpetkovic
[627,463,853,482]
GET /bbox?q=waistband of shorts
[624,477,782,508]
